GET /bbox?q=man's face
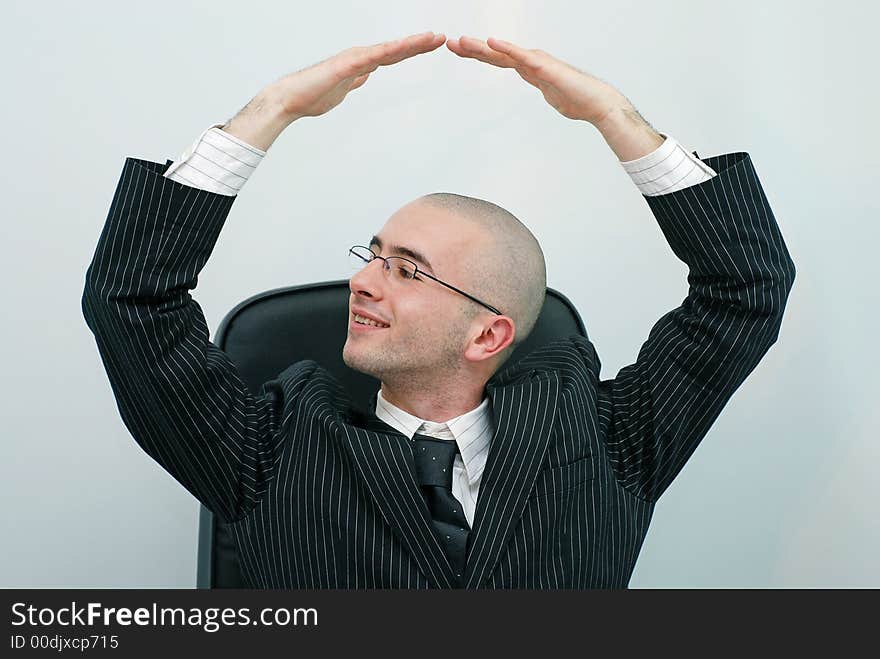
[342,201,489,383]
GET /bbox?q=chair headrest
[216,279,588,410]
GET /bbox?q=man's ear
[464,315,516,363]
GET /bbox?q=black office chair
[196,279,588,588]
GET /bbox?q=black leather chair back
[197,279,587,588]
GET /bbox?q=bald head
[415,192,547,369]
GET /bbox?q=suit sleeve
[82,157,298,523]
[591,151,796,503]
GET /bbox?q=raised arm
[448,37,796,501]
[591,150,796,502]
[81,32,447,522]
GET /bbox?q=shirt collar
[375,389,493,484]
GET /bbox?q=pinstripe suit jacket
[82,150,795,588]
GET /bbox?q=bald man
[344,192,547,422]
[82,32,796,588]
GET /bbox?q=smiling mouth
[351,312,390,329]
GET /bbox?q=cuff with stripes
[620,133,718,196]
[163,123,266,196]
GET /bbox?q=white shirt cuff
[621,133,717,196]
[163,123,266,196]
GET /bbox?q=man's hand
[446,36,664,160]
[447,36,628,125]
[269,31,446,121]
[223,31,446,150]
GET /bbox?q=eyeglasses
[348,245,502,315]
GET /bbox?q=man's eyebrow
[369,235,434,272]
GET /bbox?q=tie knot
[418,420,454,440]
[412,433,458,489]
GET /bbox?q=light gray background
[2,0,876,587]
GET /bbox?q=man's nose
[349,258,387,299]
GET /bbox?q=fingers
[485,37,547,70]
[343,32,446,77]
[446,36,519,69]
[374,31,447,65]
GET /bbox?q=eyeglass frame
[348,245,503,316]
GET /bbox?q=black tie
[411,433,470,585]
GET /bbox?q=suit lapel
[338,368,560,589]
[338,397,459,589]
[464,368,561,588]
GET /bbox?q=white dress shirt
[375,390,491,527]
[161,121,718,521]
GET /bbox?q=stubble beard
[342,323,467,390]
